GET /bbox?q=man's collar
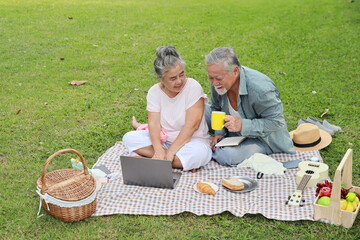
[239,66,248,95]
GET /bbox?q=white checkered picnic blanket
[92,141,322,221]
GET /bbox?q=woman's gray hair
[154,45,185,78]
[205,47,241,74]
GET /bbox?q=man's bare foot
[131,116,141,130]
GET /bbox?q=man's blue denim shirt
[210,66,296,154]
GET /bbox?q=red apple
[319,187,332,198]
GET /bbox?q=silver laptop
[120,156,182,189]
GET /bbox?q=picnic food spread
[38,121,359,228]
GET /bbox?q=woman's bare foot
[131,116,141,130]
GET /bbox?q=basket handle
[328,149,353,215]
[40,149,89,194]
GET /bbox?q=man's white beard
[214,86,228,95]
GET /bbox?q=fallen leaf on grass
[68,81,87,86]
[60,58,65,60]
[320,109,329,118]
[16,109,21,115]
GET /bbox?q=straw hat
[289,123,332,152]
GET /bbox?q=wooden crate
[313,149,360,228]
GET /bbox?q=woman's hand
[152,148,166,160]
[211,135,224,151]
[148,111,166,160]
[165,149,176,162]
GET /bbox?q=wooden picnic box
[313,149,360,228]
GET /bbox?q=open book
[215,136,246,147]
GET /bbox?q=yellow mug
[211,111,226,130]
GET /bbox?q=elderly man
[205,47,295,166]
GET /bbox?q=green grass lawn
[1,0,359,238]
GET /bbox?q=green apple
[317,196,330,206]
[346,192,356,202]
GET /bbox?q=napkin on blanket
[237,153,286,176]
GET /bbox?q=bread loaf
[196,182,216,195]
[221,178,244,191]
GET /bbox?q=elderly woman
[122,46,212,171]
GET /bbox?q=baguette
[196,182,216,195]
[221,178,244,191]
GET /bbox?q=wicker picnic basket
[36,149,97,222]
[313,149,360,228]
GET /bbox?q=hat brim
[289,129,332,152]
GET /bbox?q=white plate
[193,182,219,194]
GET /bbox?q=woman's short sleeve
[146,84,161,112]
[186,79,209,109]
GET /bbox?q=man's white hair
[205,47,241,74]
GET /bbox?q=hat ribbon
[293,137,321,148]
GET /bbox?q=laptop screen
[120,156,181,189]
